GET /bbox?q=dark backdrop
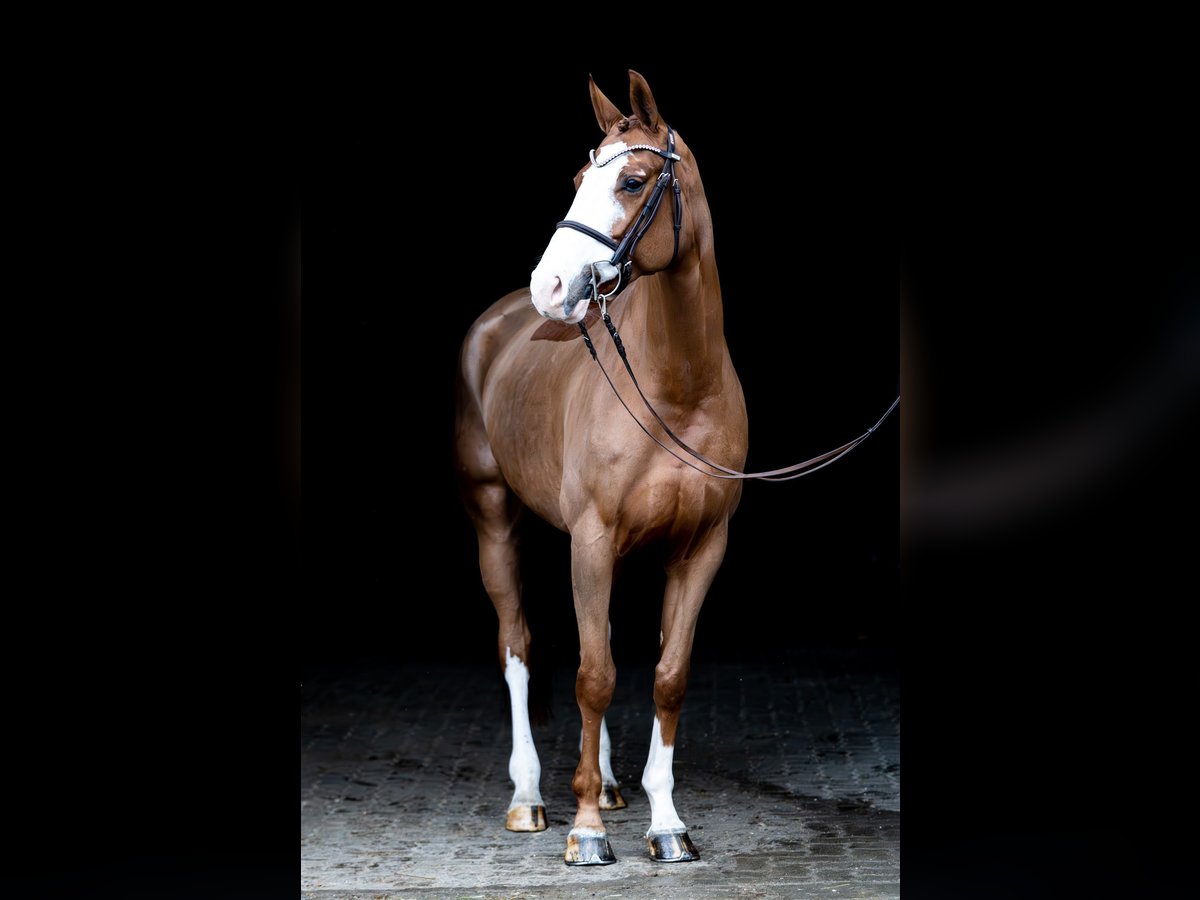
[300,53,1196,897]
[305,61,899,670]
[10,30,1194,899]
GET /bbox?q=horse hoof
[564,828,617,866]
[599,785,627,810]
[505,804,547,832]
[647,830,700,862]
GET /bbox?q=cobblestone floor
[301,651,899,899]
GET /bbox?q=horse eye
[623,178,645,193]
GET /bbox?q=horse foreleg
[581,621,626,810]
[502,645,545,832]
[580,716,627,810]
[642,522,729,862]
[564,523,618,866]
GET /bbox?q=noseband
[555,125,683,300]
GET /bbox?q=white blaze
[529,141,630,322]
[504,647,543,809]
[641,715,686,835]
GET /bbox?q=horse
[455,69,748,866]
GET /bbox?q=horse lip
[561,275,594,319]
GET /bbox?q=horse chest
[593,457,731,554]
[620,472,690,531]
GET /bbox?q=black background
[299,50,1198,897]
[10,30,1196,898]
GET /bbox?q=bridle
[555,123,899,482]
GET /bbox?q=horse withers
[455,70,747,866]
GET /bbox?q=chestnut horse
[455,70,746,866]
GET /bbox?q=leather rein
[559,125,899,482]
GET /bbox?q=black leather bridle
[555,125,682,300]
[554,124,900,481]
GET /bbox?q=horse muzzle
[531,264,611,322]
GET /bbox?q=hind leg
[598,716,626,809]
[466,480,545,832]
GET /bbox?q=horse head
[530,70,689,322]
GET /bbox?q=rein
[579,310,898,481]
[564,124,899,482]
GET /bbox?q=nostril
[549,276,563,306]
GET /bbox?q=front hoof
[564,828,617,866]
[505,804,547,832]
[647,830,700,862]
[599,785,627,810]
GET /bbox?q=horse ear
[628,69,660,132]
[589,75,623,134]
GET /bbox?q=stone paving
[301,651,899,899]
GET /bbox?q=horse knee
[576,661,616,712]
[470,484,521,546]
[497,623,532,668]
[653,662,689,713]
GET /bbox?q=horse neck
[622,221,726,403]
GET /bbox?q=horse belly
[480,342,582,532]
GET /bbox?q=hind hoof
[505,804,547,832]
[647,830,699,862]
[599,785,627,810]
[564,828,617,866]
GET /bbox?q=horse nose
[531,271,565,317]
